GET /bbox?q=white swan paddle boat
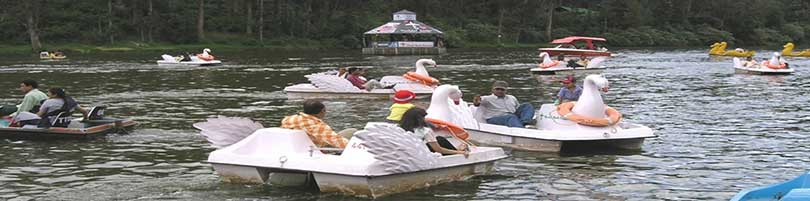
[156,48,222,66]
[530,52,607,75]
[284,59,439,99]
[194,117,507,198]
[733,53,794,75]
[426,75,655,152]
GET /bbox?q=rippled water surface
[1,48,809,200]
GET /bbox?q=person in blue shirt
[557,75,582,104]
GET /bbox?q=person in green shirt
[16,80,48,114]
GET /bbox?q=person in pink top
[346,67,383,90]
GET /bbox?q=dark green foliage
[2,0,810,49]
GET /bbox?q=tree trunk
[545,0,554,41]
[108,0,114,44]
[497,8,504,44]
[258,0,264,43]
[197,0,205,41]
[25,0,42,51]
[246,0,253,34]
[147,0,153,42]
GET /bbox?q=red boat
[539,36,612,57]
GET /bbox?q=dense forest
[2,0,810,51]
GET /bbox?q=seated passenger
[473,81,536,128]
[337,67,348,79]
[281,100,355,149]
[399,107,468,157]
[557,76,582,104]
[743,56,758,68]
[16,80,48,114]
[346,67,384,91]
[386,90,416,123]
[37,88,89,127]
[575,55,590,66]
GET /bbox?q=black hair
[399,107,428,132]
[48,88,78,113]
[21,80,38,88]
[302,99,325,115]
[347,67,360,73]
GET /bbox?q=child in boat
[0,105,16,127]
[575,55,590,66]
[386,90,416,123]
[399,107,468,157]
[744,56,758,68]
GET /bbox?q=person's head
[580,55,587,60]
[302,99,326,118]
[47,88,67,99]
[348,67,361,75]
[746,56,753,61]
[557,55,565,61]
[393,90,415,104]
[491,81,508,97]
[19,80,38,93]
[399,107,428,132]
[562,75,576,88]
[338,67,347,73]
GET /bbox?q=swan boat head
[415,59,437,77]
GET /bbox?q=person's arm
[303,119,349,148]
[427,142,468,157]
[76,105,89,119]
[557,88,565,101]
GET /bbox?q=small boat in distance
[539,36,612,58]
[733,53,794,75]
[39,51,67,60]
[731,171,810,201]
[157,48,222,66]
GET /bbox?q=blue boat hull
[731,172,810,201]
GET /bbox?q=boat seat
[87,106,106,120]
[50,112,73,128]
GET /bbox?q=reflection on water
[0,48,808,200]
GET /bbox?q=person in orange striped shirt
[281,100,354,148]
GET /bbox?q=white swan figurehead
[202,48,212,56]
[415,59,437,77]
[539,52,555,64]
[571,74,609,118]
[426,85,477,128]
[770,52,782,65]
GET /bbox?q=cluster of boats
[197,48,658,197]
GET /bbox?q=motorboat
[530,52,607,75]
[538,36,612,58]
[0,106,137,140]
[733,53,794,75]
[709,42,755,57]
[194,117,507,198]
[156,48,221,66]
[283,59,438,99]
[425,75,655,152]
[731,171,810,201]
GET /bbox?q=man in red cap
[386,90,416,122]
[557,75,582,104]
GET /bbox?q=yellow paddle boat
[781,42,810,57]
[39,51,67,60]
[709,42,755,57]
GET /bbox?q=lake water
[0,48,808,200]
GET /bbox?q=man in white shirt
[473,81,536,128]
